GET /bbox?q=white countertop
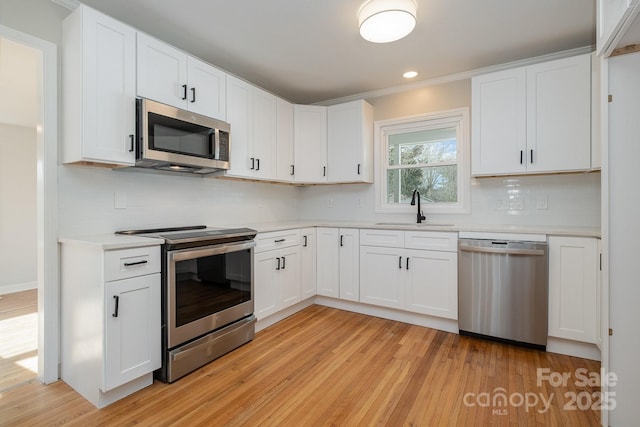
[59,221,600,248]
[241,220,601,238]
[59,234,163,250]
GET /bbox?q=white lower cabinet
[60,240,161,408]
[104,274,161,391]
[254,230,302,319]
[548,236,599,343]
[316,228,359,301]
[254,246,302,319]
[359,229,458,320]
[300,228,317,300]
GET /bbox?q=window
[375,108,470,214]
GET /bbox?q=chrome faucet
[410,189,426,224]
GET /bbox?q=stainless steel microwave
[135,98,230,174]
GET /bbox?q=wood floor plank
[0,305,601,426]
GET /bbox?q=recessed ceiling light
[403,71,418,79]
[359,0,417,43]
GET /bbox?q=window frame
[374,107,470,215]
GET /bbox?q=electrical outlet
[328,198,334,208]
[536,195,548,210]
[509,195,524,210]
[357,198,362,208]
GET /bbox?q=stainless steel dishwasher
[458,235,548,349]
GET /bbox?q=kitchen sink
[375,222,454,227]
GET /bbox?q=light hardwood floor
[0,289,38,392]
[0,305,600,426]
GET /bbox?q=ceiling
[79,0,596,104]
[0,37,39,128]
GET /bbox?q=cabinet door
[300,228,317,300]
[279,247,301,309]
[404,249,458,319]
[254,251,278,319]
[252,88,277,180]
[359,246,404,309]
[276,98,295,182]
[186,56,226,120]
[294,105,328,183]
[137,32,187,109]
[548,236,598,343]
[316,228,339,298]
[327,100,373,183]
[526,54,591,173]
[339,229,360,302]
[79,6,136,165]
[471,67,527,176]
[103,273,161,392]
[226,75,254,177]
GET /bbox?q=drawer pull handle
[124,260,148,267]
[274,239,285,243]
[112,295,119,318]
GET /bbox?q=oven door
[166,240,254,349]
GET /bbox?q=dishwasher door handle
[459,244,545,256]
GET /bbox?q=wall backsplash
[297,172,601,228]
[59,165,600,236]
[58,165,300,236]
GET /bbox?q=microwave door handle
[211,129,218,160]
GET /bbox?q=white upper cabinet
[526,55,591,173]
[472,54,591,176]
[471,67,527,175]
[62,5,136,166]
[327,100,374,183]
[276,98,295,182]
[225,75,278,180]
[137,32,226,121]
[294,105,328,183]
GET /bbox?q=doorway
[0,24,58,385]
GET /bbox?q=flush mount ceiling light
[403,70,418,78]
[359,0,417,43]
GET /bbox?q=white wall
[0,123,37,293]
[58,166,300,236]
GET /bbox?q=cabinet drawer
[104,246,161,282]
[360,229,404,248]
[254,229,301,253]
[404,231,458,252]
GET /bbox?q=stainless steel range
[116,225,257,382]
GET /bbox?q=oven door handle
[169,240,256,262]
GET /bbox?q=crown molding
[50,0,80,11]
[315,45,595,106]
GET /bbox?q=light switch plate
[114,192,127,209]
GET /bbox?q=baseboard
[547,337,601,361]
[0,281,37,295]
[255,298,315,333]
[314,296,459,334]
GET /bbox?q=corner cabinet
[327,100,374,183]
[472,54,591,176]
[62,4,136,166]
[359,229,458,319]
[60,239,162,408]
[137,32,226,121]
[300,228,317,300]
[548,236,599,344]
[294,105,328,183]
[226,75,294,182]
[316,228,359,301]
